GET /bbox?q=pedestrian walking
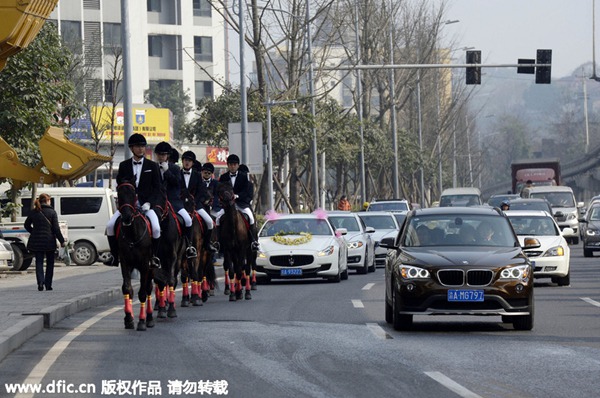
[337,195,351,211]
[24,193,65,291]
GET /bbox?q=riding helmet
[181,150,196,162]
[154,141,172,154]
[227,154,240,164]
[202,162,215,173]
[128,133,147,147]
[238,164,249,173]
[170,148,180,163]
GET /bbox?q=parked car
[367,199,410,212]
[327,211,376,274]
[505,210,571,286]
[488,193,520,208]
[356,211,400,268]
[0,237,14,269]
[581,203,600,257]
[381,207,536,331]
[255,214,349,282]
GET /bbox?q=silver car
[356,211,400,268]
[0,238,14,269]
[327,211,376,274]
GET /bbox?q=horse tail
[205,258,216,286]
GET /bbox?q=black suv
[382,207,537,331]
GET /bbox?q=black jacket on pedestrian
[219,170,253,209]
[116,157,164,209]
[24,204,65,252]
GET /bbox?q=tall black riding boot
[249,224,260,251]
[204,229,218,252]
[103,235,119,266]
[151,238,162,269]
[185,226,197,258]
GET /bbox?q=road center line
[351,299,364,308]
[424,371,482,398]
[362,283,375,290]
[581,297,600,308]
[366,323,392,339]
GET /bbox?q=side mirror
[561,227,575,237]
[335,228,347,236]
[365,226,375,233]
[523,237,541,250]
[379,236,397,249]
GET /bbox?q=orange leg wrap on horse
[182,282,189,297]
[230,277,236,294]
[159,288,166,307]
[191,282,198,296]
[124,294,133,315]
[139,302,146,320]
[252,270,257,283]
[146,295,153,314]
[202,277,209,292]
[245,273,251,290]
[225,273,230,286]
[169,287,175,305]
[237,278,243,292]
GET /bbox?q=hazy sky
[439,0,593,78]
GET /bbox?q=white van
[521,185,584,244]
[439,187,483,207]
[1,187,115,265]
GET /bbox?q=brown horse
[180,192,215,307]
[216,183,253,301]
[115,182,155,331]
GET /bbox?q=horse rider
[180,150,218,252]
[216,154,260,251]
[200,162,221,218]
[155,142,197,259]
[104,133,164,269]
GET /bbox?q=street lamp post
[355,0,366,204]
[265,99,297,211]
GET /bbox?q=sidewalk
[0,263,126,363]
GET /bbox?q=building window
[83,0,100,9]
[147,0,161,12]
[148,36,163,57]
[193,0,211,17]
[194,36,212,62]
[195,80,213,103]
[103,23,121,51]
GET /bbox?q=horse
[153,201,185,319]
[115,182,155,331]
[180,192,215,307]
[216,183,253,301]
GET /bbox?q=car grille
[525,250,543,257]
[270,255,314,267]
[437,269,494,287]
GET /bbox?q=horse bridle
[117,182,141,226]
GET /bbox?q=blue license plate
[281,268,302,276]
[447,289,484,302]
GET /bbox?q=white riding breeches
[106,208,161,239]
[196,208,214,229]
[178,208,193,227]
[215,206,254,226]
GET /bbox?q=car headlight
[318,245,335,256]
[347,241,364,249]
[586,229,600,236]
[567,213,577,221]
[257,251,267,259]
[398,264,430,279]
[543,246,564,257]
[500,264,531,280]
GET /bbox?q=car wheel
[392,286,412,331]
[72,241,97,266]
[328,266,341,283]
[341,267,349,280]
[385,281,393,324]
[358,250,368,274]
[10,243,32,271]
[368,252,376,273]
[572,237,579,245]
[555,271,570,286]
[583,248,593,257]
[513,296,534,331]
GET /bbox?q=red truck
[511,158,561,194]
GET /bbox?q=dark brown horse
[180,192,215,307]
[217,183,253,301]
[116,182,155,330]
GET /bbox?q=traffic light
[466,50,481,85]
[535,49,552,84]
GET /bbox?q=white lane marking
[581,297,600,308]
[366,323,392,340]
[424,371,483,398]
[16,305,121,398]
[362,283,375,290]
[352,299,364,308]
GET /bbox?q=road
[1,247,599,398]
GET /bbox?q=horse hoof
[124,315,135,329]
[245,291,252,300]
[229,293,236,302]
[167,309,177,318]
[251,284,257,291]
[137,320,147,331]
[209,289,215,296]
[235,291,243,301]
[224,287,230,295]
[181,300,189,308]
[192,298,203,306]
[201,291,209,302]
[147,317,155,328]
[158,308,167,318]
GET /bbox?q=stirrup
[251,241,260,251]
[207,242,218,253]
[186,246,197,258]
[150,256,161,269]
[103,254,119,267]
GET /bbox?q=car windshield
[508,215,558,236]
[359,214,397,230]
[588,207,600,221]
[260,219,332,237]
[328,216,360,232]
[393,213,407,227]
[439,195,481,207]
[403,214,516,247]
[368,202,409,211]
[531,192,575,207]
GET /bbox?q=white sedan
[0,238,13,269]
[356,211,400,268]
[505,210,572,286]
[327,211,376,274]
[256,214,349,282]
